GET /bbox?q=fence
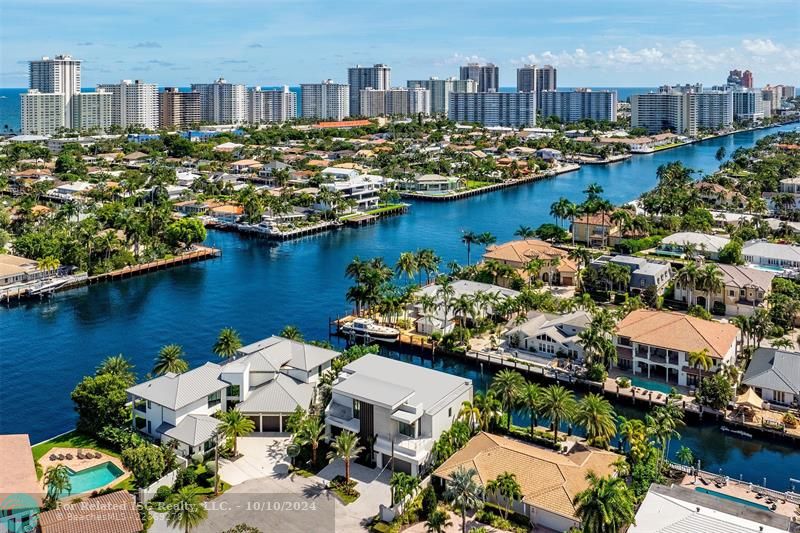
[668,461,800,505]
[137,455,189,503]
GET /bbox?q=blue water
[630,376,675,394]
[61,462,124,497]
[694,487,772,511]
[1,122,799,487]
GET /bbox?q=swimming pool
[629,376,675,395]
[695,487,772,511]
[61,462,125,497]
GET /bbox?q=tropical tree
[44,464,71,506]
[217,409,255,456]
[473,391,502,431]
[444,466,484,533]
[646,404,685,467]
[390,471,420,505]
[395,251,419,281]
[279,325,303,341]
[487,471,522,519]
[573,472,636,533]
[687,348,714,384]
[539,385,576,444]
[293,415,326,465]
[327,431,365,486]
[461,231,479,266]
[697,264,724,312]
[425,508,453,533]
[37,255,60,273]
[521,382,542,439]
[166,486,208,533]
[153,344,188,375]
[674,263,699,306]
[677,445,694,466]
[213,327,242,359]
[514,225,536,239]
[573,394,617,448]
[95,354,136,385]
[458,399,482,433]
[490,370,525,430]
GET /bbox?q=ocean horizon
[0,86,654,134]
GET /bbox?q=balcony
[326,402,360,433]
[375,434,434,460]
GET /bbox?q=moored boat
[340,318,400,342]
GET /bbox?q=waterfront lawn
[465,179,492,190]
[32,431,121,462]
[652,142,689,152]
[365,203,406,215]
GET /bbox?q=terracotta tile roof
[0,434,41,507]
[483,240,577,272]
[313,120,372,129]
[615,309,739,359]
[37,491,143,533]
[573,211,615,227]
[434,432,619,521]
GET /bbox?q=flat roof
[0,434,42,507]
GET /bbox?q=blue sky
[1,0,798,88]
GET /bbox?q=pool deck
[40,447,130,499]
[678,474,799,518]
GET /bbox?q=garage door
[262,415,281,432]
[382,454,412,475]
[247,416,261,432]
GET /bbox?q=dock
[86,246,221,284]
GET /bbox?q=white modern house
[504,310,591,362]
[743,240,800,273]
[127,337,340,456]
[325,354,472,476]
[410,280,519,335]
[656,232,731,260]
[316,167,391,213]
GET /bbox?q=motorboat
[340,318,400,342]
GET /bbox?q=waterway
[2,123,799,487]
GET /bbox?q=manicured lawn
[465,179,492,190]
[32,431,121,461]
[331,485,359,505]
[364,203,406,215]
[111,477,136,491]
[652,142,689,152]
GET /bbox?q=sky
[1,0,798,89]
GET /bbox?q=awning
[736,387,763,410]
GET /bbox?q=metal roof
[743,348,800,396]
[163,414,219,447]
[237,374,313,414]
[126,362,228,410]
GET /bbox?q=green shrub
[153,485,172,502]
[420,485,437,519]
[616,377,632,389]
[191,452,204,465]
[173,467,197,489]
[204,461,217,475]
[616,236,662,254]
[586,363,608,382]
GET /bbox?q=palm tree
[395,251,419,281]
[458,400,482,433]
[451,293,475,328]
[437,279,456,329]
[490,370,525,430]
[474,391,502,431]
[327,431,364,486]
[461,231,479,266]
[573,394,617,449]
[153,344,188,375]
[444,466,484,533]
[521,382,542,439]
[425,508,452,533]
[646,405,685,467]
[96,354,136,385]
[218,409,255,456]
[674,263,699,306]
[294,416,325,465]
[44,464,71,505]
[539,385,576,445]
[514,225,536,239]
[213,327,242,359]
[697,264,724,313]
[687,348,714,384]
[280,325,303,341]
[37,255,60,274]
[573,472,636,533]
[166,486,208,533]
[564,201,581,246]
[677,445,694,466]
[489,471,522,519]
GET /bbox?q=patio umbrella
[736,387,764,410]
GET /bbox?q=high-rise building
[407,87,431,115]
[459,63,499,92]
[631,91,695,136]
[347,64,390,117]
[780,85,796,99]
[359,88,386,117]
[359,87,431,117]
[247,86,297,123]
[300,80,349,120]
[29,55,81,128]
[406,77,477,114]
[516,65,537,93]
[21,91,65,135]
[761,86,782,116]
[516,64,557,106]
[97,80,159,130]
[539,89,617,123]
[73,90,113,132]
[742,70,753,88]
[448,91,536,127]
[383,89,409,116]
[694,91,733,130]
[191,78,247,124]
[536,65,557,93]
[727,69,753,89]
[733,90,766,121]
[159,88,201,129]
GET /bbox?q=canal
[2,123,798,487]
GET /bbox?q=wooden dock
[87,246,221,284]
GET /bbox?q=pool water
[694,487,772,511]
[61,462,124,497]
[630,376,676,394]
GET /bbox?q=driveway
[219,435,291,486]
[317,460,392,532]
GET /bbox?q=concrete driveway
[317,460,392,532]
[219,435,291,486]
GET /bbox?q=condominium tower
[347,64,391,117]
[300,80,349,120]
[459,63,499,92]
[247,86,297,123]
[29,55,81,126]
[406,77,477,115]
[97,80,159,130]
[539,89,617,123]
[448,91,536,127]
[631,87,733,136]
[191,78,247,124]
[159,88,201,128]
[359,87,431,117]
[733,90,766,121]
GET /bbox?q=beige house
[673,264,775,316]
[570,212,621,248]
[434,432,620,532]
[0,254,51,286]
[483,239,577,286]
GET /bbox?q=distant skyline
[1,0,798,88]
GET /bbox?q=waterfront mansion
[325,354,472,476]
[127,337,339,456]
[614,309,740,388]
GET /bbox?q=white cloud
[436,53,489,67]
[742,38,780,55]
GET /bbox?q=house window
[353,400,362,419]
[398,421,415,438]
[226,385,240,399]
[448,407,452,417]
[774,391,786,404]
[207,391,221,408]
[147,420,151,433]
[147,400,152,409]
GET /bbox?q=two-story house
[127,337,340,456]
[317,167,391,213]
[614,309,740,388]
[742,347,800,407]
[590,255,672,294]
[743,240,800,273]
[504,310,591,362]
[482,239,577,287]
[570,212,620,248]
[325,354,472,476]
[673,263,775,316]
